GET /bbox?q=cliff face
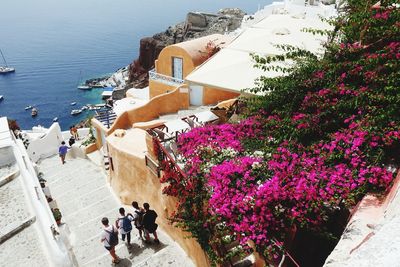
[127,8,245,89]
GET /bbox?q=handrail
[149,69,184,86]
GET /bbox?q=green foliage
[52,208,62,221]
[81,126,96,146]
[161,1,399,264]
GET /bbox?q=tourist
[100,217,120,264]
[130,201,145,240]
[69,126,74,137]
[142,203,160,244]
[58,141,69,164]
[71,125,79,140]
[68,136,75,146]
[116,207,133,246]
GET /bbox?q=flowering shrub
[158,1,400,265]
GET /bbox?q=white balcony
[149,69,184,87]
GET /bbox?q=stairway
[38,155,194,266]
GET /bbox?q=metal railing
[148,69,184,86]
[147,129,187,179]
[95,109,117,129]
[145,154,161,178]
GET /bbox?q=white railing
[149,69,184,86]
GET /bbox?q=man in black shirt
[142,203,160,244]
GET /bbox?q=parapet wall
[324,171,400,266]
[92,85,189,141]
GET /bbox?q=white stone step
[59,185,110,215]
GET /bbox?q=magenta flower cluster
[157,5,400,262]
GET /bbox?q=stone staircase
[38,155,194,267]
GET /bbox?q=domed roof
[170,34,233,66]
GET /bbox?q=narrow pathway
[39,155,194,267]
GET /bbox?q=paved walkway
[0,163,49,266]
[39,155,194,267]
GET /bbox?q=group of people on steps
[100,201,160,264]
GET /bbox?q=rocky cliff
[127,8,245,89]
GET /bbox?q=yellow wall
[156,47,195,78]
[150,46,196,99]
[91,86,189,141]
[203,86,241,106]
[107,129,210,266]
[149,80,178,99]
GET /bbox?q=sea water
[0,0,273,130]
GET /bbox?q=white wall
[27,123,91,162]
[14,139,73,266]
[27,123,64,162]
[0,146,16,167]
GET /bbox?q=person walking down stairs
[100,217,120,264]
[58,141,69,164]
[131,201,145,240]
[143,203,160,244]
[116,207,133,247]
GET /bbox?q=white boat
[76,71,91,90]
[77,85,91,90]
[0,49,15,74]
[70,102,77,106]
[88,106,101,111]
[0,95,3,101]
[71,109,82,115]
[25,105,33,110]
[31,108,38,117]
[0,66,15,74]
[81,105,88,111]
[53,117,58,122]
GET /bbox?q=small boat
[71,109,82,115]
[88,105,101,111]
[70,102,77,106]
[76,71,91,90]
[0,95,3,101]
[77,85,91,90]
[0,49,15,74]
[81,105,88,111]
[31,108,38,117]
[0,66,15,74]
[25,105,33,110]
[53,117,58,122]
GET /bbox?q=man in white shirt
[100,217,120,264]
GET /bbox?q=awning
[185,49,287,93]
[113,97,148,116]
[185,12,332,94]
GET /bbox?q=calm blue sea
[0,0,272,130]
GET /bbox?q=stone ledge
[0,169,20,187]
[0,216,36,245]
